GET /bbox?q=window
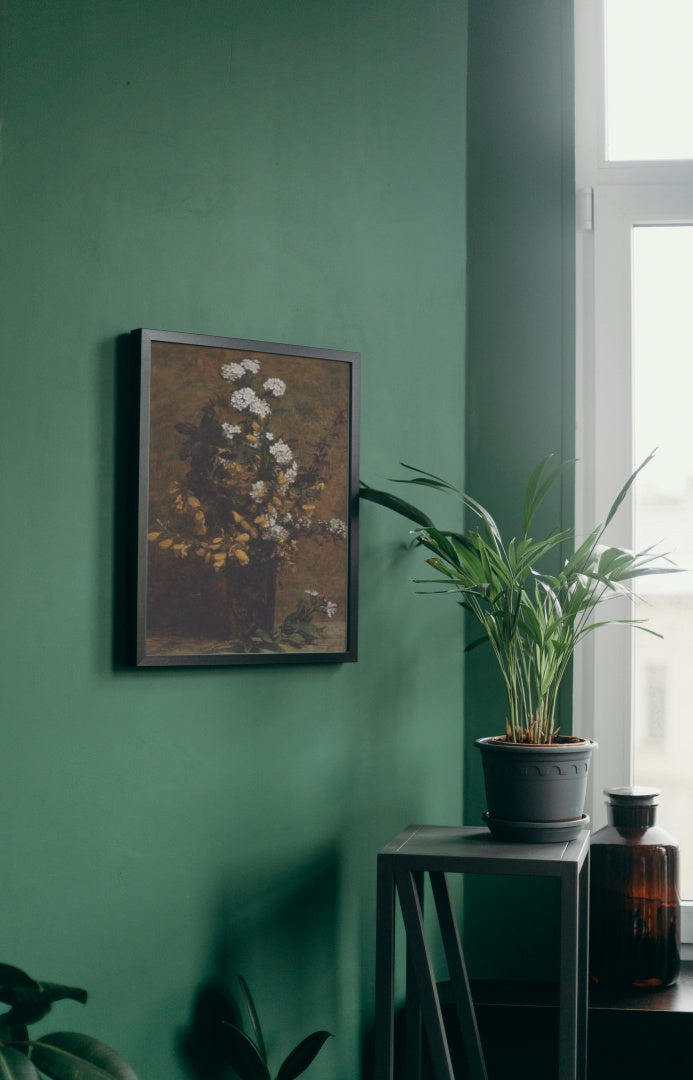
[640,663,667,744]
[604,0,693,162]
[575,0,693,944]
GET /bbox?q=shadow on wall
[178,845,340,1080]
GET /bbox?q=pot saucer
[482,810,590,844]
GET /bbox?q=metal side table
[374,824,590,1080]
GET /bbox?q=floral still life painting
[134,329,359,665]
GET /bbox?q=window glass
[605,0,693,161]
[632,224,693,896]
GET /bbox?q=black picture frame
[134,328,359,665]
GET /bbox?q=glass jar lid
[604,786,660,805]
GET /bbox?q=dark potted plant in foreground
[0,963,136,1080]
[179,974,331,1080]
[361,451,678,841]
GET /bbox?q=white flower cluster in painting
[155,354,348,579]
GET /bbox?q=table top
[379,824,590,876]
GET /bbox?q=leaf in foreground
[235,975,267,1065]
[275,1031,332,1080]
[30,1034,137,1080]
[0,1047,42,1080]
[0,967,87,1027]
[218,1025,270,1080]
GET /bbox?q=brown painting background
[144,340,351,656]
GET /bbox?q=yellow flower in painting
[159,538,174,550]
[148,531,161,541]
[236,532,250,543]
[187,495,201,508]
[246,434,258,443]
[232,510,243,523]
[301,504,316,512]
[234,549,250,565]
[254,514,266,526]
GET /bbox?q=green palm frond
[360,454,680,743]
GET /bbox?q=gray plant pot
[475,736,597,843]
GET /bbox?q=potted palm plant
[361,452,678,841]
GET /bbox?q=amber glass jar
[589,787,680,990]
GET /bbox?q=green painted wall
[463,0,576,979]
[1,0,578,1060]
[0,3,466,1079]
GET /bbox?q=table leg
[394,868,455,1080]
[429,872,488,1080]
[405,872,424,1080]
[374,854,396,1080]
[559,869,580,1080]
[577,853,590,1080]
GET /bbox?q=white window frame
[574,0,693,946]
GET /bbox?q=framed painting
[134,328,359,665]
